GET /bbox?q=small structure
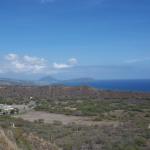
[0,104,18,115]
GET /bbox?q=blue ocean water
[89,80,150,92]
[65,79,150,92]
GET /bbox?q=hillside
[0,85,149,102]
[0,125,59,150]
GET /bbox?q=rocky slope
[0,127,59,150]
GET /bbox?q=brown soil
[16,111,120,127]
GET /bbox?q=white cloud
[4,53,47,74]
[53,58,78,69]
[5,53,18,61]
[0,53,78,75]
[53,63,70,69]
[68,58,78,65]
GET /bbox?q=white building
[0,104,18,115]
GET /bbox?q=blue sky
[0,0,150,79]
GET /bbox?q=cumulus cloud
[53,58,78,69]
[4,53,47,74]
[5,53,18,61]
[0,53,78,75]
[53,63,70,69]
[68,58,78,66]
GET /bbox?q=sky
[0,0,150,80]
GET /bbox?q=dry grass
[0,128,19,150]
[16,110,120,127]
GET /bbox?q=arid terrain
[0,85,150,150]
[17,110,120,127]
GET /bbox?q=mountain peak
[39,76,59,84]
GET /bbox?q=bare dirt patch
[16,111,120,127]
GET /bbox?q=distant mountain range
[0,78,35,86]
[0,76,97,86]
[38,76,60,84]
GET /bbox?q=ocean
[64,79,150,92]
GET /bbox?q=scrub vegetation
[0,86,150,150]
